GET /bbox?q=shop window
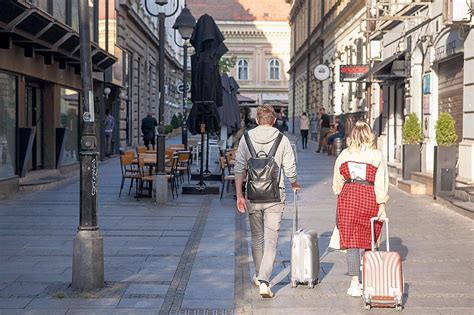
[28,0,49,12]
[269,59,280,80]
[53,0,67,24]
[60,89,80,166]
[237,59,249,81]
[0,73,17,179]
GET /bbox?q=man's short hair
[256,105,277,125]
[319,107,325,112]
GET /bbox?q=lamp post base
[72,229,104,289]
[154,174,168,204]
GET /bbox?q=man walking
[234,105,300,298]
[104,109,114,157]
[316,107,330,153]
[141,112,158,150]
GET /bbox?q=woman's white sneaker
[259,282,274,298]
[346,281,363,297]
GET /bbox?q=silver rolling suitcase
[290,191,319,288]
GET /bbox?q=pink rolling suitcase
[362,217,404,311]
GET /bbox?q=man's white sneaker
[346,281,363,297]
[252,274,260,287]
[259,282,274,298]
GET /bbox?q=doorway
[25,82,43,171]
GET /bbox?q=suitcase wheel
[364,303,371,311]
[307,282,314,289]
[291,280,298,288]
[396,304,403,311]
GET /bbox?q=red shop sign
[339,65,369,82]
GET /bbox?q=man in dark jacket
[141,112,158,150]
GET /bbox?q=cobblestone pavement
[0,138,472,314]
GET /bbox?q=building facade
[116,0,186,149]
[288,0,473,187]
[366,0,473,184]
[288,0,368,133]
[0,0,116,197]
[187,0,292,110]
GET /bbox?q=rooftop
[186,0,290,22]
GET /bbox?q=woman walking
[332,121,389,297]
[300,112,310,149]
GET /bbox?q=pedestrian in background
[327,115,345,152]
[316,107,330,153]
[300,112,309,149]
[141,112,158,150]
[104,109,114,157]
[234,105,300,298]
[332,121,388,297]
[310,112,319,142]
[273,112,288,133]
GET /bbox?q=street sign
[339,65,369,82]
[177,83,191,93]
[314,64,330,81]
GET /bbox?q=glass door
[25,82,43,171]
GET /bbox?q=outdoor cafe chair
[176,151,191,184]
[219,156,235,200]
[123,149,136,157]
[136,146,147,155]
[119,154,140,198]
[136,157,154,200]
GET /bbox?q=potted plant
[170,114,181,130]
[402,113,423,180]
[433,112,458,198]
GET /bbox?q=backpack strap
[243,131,257,158]
[268,133,284,157]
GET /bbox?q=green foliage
[435,112,457,146]
[170,114,181,129]
[164,125,173,134]
[219,57,237,74]
[177,112,184,124]
[402,113,423,144]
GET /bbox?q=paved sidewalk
[0,138,472,314]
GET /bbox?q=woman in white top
[332,121,389,297]
[300,112,310,149]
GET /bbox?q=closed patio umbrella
[187,14,228,135]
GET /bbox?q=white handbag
[328,225,346,253]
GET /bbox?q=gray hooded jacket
[234,126,297,191]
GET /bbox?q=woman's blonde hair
[347,121,376,151]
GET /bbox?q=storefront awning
[237,94,256,104]
[357,51,406,82]
[0,0,116,72]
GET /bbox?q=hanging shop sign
[339,65,369,82]
[314,64,330,81]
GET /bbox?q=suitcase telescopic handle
[370,217,390,252]
[293,190,298,233]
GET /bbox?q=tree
[402,113,423,144]
[435,112,457,146]
[219,57,237,74]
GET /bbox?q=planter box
[402,144,421,180]
[433,146,457,198]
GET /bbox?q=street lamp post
[144,0,180,204]
[72,0,104,289]
[173,6,196,150]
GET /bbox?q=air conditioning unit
[444,0,472,25]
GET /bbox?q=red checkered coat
[336,161,382,249]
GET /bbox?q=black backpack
[244,131,284,203]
